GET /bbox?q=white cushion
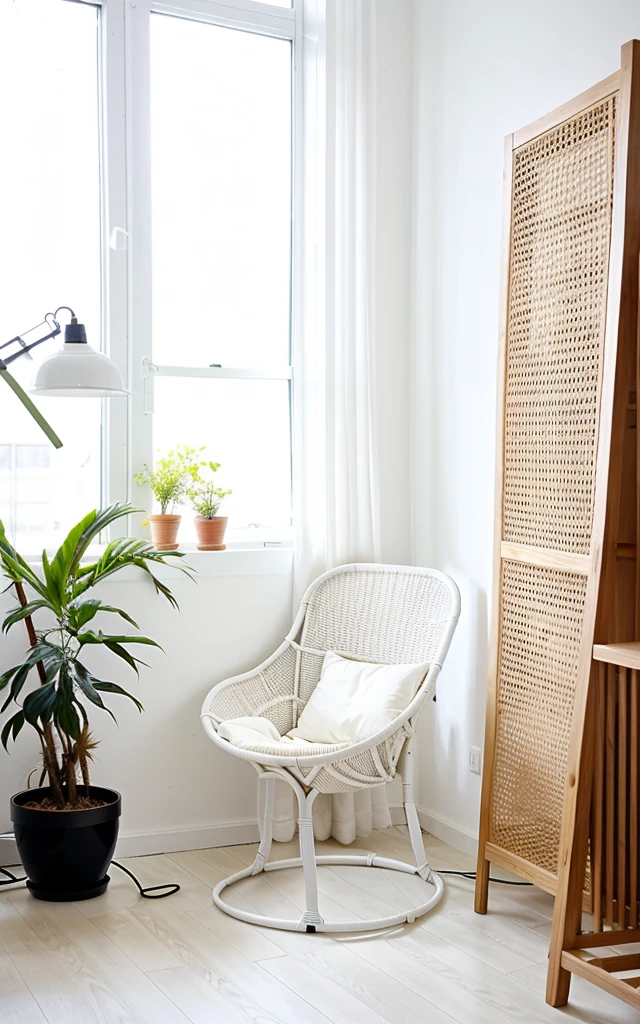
[216,716,349,757]
[289,651,429,745]
[218,716,283,749]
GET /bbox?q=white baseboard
[115,807,408,857]
[0,836,19,868]
[417,807,478,858]
[0,806,476,869]
[115,821,262,858]
[388,804,406,826]
[0,821,262,868]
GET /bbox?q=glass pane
[151,378,291,538]
[151,15,292,368]
[0,0,102,551]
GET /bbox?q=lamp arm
[0,364,63,449]
[0,316,62,367]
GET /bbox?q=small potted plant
[0,503,190,901]
[134,445,200,550]
[188,462,231,551]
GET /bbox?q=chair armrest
[201,640,300,735]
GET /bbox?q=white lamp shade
[30,342,128,397]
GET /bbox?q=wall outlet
[469,746,482,775]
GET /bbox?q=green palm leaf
[23,681,57,726]
[0,502,193,806]
[1,710,25,750]
[91,680,144,713]
[2,599,51,633]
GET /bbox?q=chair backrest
[297,564,459,669]
[202,563,460,764]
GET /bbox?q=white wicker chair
[201,563,460,933]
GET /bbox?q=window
[0,445,49,543]
[0,0,103,551]
[148,12,293,538]
[0,0,298,550]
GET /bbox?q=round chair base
[213,853,444,933]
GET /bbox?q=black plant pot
[10,786,121,901]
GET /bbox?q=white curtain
[272,0,389,845]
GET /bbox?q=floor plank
[258,929,462,1024]
[127,900,336,1023]
[342,926,579,1024]
[0,945,47,1024]
[186,902,287,961]
[90,907,187,972]
[511,962,640,1023]
[148,963,332,1024]
[5,897,190,1023]
[261,952,438,1024]
[0,827,637,1024]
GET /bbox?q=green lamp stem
[0,364,63,449]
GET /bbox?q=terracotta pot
[148,514,181,551]
[195,515,228,551]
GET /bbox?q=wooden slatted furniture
[546,643,640,1011]
[475,40,640,921]
[475,38,640,1015]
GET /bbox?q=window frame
[94,0,301,546]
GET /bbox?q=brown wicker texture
[591,662,640,933]
[487,97,618,881]
[491,560,589,875]
[503,97,616,554]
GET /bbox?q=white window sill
[22,544,293,579]
[149,544,293,579]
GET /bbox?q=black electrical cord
[0,860,180,898]
[1,864,529,892]
[111,860,180,898]
[437,869,532,885]
[0,829,526,896]
[0,866,26,886]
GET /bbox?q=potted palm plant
[188,461,231,551]
[0,503,189,901]
[134,445,202,550]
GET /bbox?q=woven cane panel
[299,650,325,705]
[490,560,588,874]
[503,96,616,554]
[301,569,453,665]
[207,644,297,732]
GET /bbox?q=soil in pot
[21,792,109,811]
[148,513,181,551]
[195,515,228,551]
[10,786,121,901]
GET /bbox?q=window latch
[109,227,129,251]
[142,357,157,415]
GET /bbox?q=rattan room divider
[475,40,640,915]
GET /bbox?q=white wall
[411,0,640,846]
[374,0,414,566]
[0,551,292,864]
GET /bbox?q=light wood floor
[0,826,637,1024]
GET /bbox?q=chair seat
[217,715,350,759]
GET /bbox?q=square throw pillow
[289,651,429,746]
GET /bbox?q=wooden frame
[547,646,640,1010]
[546,43,640,1006]
[476,42,640,918]
[474,39,640,1015]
